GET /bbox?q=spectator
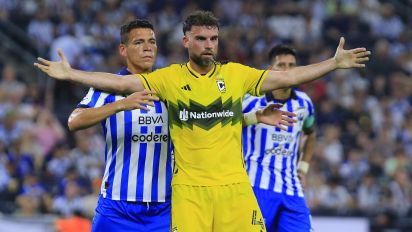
[357,173,381,214]
[52,181,84,217]
[318,176,354,212]
[34,109,66,156]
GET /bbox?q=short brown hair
[182,11,219,35]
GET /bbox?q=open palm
[34,49,72,80]
[334,37,371,69]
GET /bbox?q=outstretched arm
[68,90,159,131]
[34,49,145,94]
[243,103,297,131]
[260,37,371,92]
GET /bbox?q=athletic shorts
[253,187,312,232]
[92,195,170,232]
[171,183,266,232]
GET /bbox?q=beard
[190,52,215,67]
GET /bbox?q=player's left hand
[256,103,297,131]
[334,37,371,69]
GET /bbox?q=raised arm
[68,90,159,131]
[260,37,371,93]
[34,49,145,94]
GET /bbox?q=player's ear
[119,43,126,57]
[182,35,189,48]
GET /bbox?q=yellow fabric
[171,183,266,232]
[138,62,268,186]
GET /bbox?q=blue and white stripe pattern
[242,89,314,198]
[78,68,172,202]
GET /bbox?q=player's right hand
[333,37,371,69]
[34,48,72,80]
[120,89,160,111]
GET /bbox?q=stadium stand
[0,0,411,231]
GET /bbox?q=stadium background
[0,0,411,231]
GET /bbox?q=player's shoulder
[215,60,245,69]
[294,89,313,102]
[151,63,184,73]
[172,63,187,69]
[243,93,263,103]
[143,64,183,80]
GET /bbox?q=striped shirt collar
[265,88,298,103]
[117,67,131,75]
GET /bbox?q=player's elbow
[67,117,80,131]
[67,110,83,131]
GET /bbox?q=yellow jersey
[138,62,268,186]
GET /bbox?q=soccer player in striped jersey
[67,20,172,231]
[35,11,370,232]
[242,45,316,231]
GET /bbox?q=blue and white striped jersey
[242,89,315,198]
[77,68,172,202]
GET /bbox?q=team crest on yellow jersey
[215,72,226,93]
[216,80,226,93]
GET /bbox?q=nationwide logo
[179,109,234,121]
[168,97,242,130]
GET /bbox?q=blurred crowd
[0,0,412,230]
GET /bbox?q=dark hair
[120,19,154,44]
[183,11,219,35]
[268,45,297,62]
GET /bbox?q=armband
[297,161,310,174]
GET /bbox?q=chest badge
[216,80,226,93]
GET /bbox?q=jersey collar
[186,62,217,78]
[117,67,131,75]
[265,88,298,103]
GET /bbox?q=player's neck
[271,88,292,101]
[128,66,151,75]
[188,60,214,75]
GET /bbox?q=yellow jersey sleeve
[137,67,170,101]
[227,63,268,96]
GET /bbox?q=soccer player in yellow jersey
[35,11,370,232]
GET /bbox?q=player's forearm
[68,69,143,94]
[261,58,337,92]
[68,102,125,131]
[242,110,258,127]
[301,130,316,162]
